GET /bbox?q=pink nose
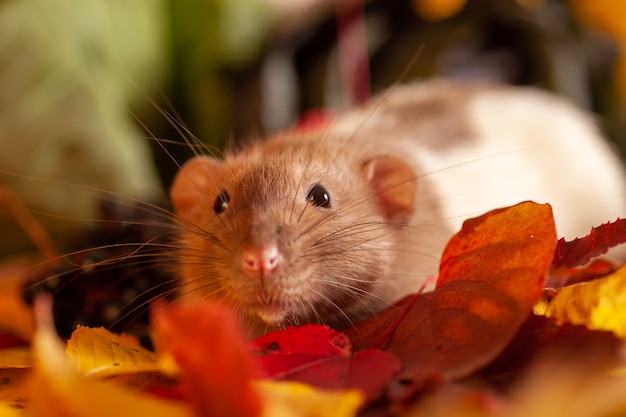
[242,247,280,275]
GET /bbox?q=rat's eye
[213,190,230,214]
[306,184,331,208]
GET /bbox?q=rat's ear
[170,156,227,222]
[361,155,417,225]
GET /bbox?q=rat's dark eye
[213,190,230,214]
[306,184,331,208]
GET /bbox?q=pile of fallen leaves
[1,201,626,417]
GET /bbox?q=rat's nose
[242,246,280,275]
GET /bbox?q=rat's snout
[241,246,280,276]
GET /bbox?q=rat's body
[171,80,626,334]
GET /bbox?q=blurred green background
[1,0,626,254]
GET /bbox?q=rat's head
[169,135,417,330]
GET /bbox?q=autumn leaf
[252,326,351,377]
[345,202,556,399]
[551,218,626,270]
[0,346,30,369]
[43,325,176,395]
[253,325,401,403]
[151,302,262,417]
[254,325,351,357]
[0,401,24,417]
[256,380,364,417]
[65,326,160,377]
[542,263,626,338]
[0,334,28,350]
[545,258,617,289]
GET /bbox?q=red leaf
[344,202,556,397]
[545,258,617,288]
[551,218,626,269]
[252,325,351,377]
[252,325,401,403]
[151,302,261,417]
[253,325,350,357]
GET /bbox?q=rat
[169,79,626,334]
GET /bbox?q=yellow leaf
[411,0,467,21]
[256,380,363,417]
[29,298,192,417]
[65,326,160,377]
[0,347,30,369]
[0,401,24,417]
[544,264,626,338]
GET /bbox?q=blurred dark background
[152,0,626,188]
[2,0,626,253]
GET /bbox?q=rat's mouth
[244,284,311,325]
[253,301,291,324]
[251,297,305,325]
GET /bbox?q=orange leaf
[545,258,617,288]
[345,202,556,399]
[151,302,261,417]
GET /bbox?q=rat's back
[329,80,626,246]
